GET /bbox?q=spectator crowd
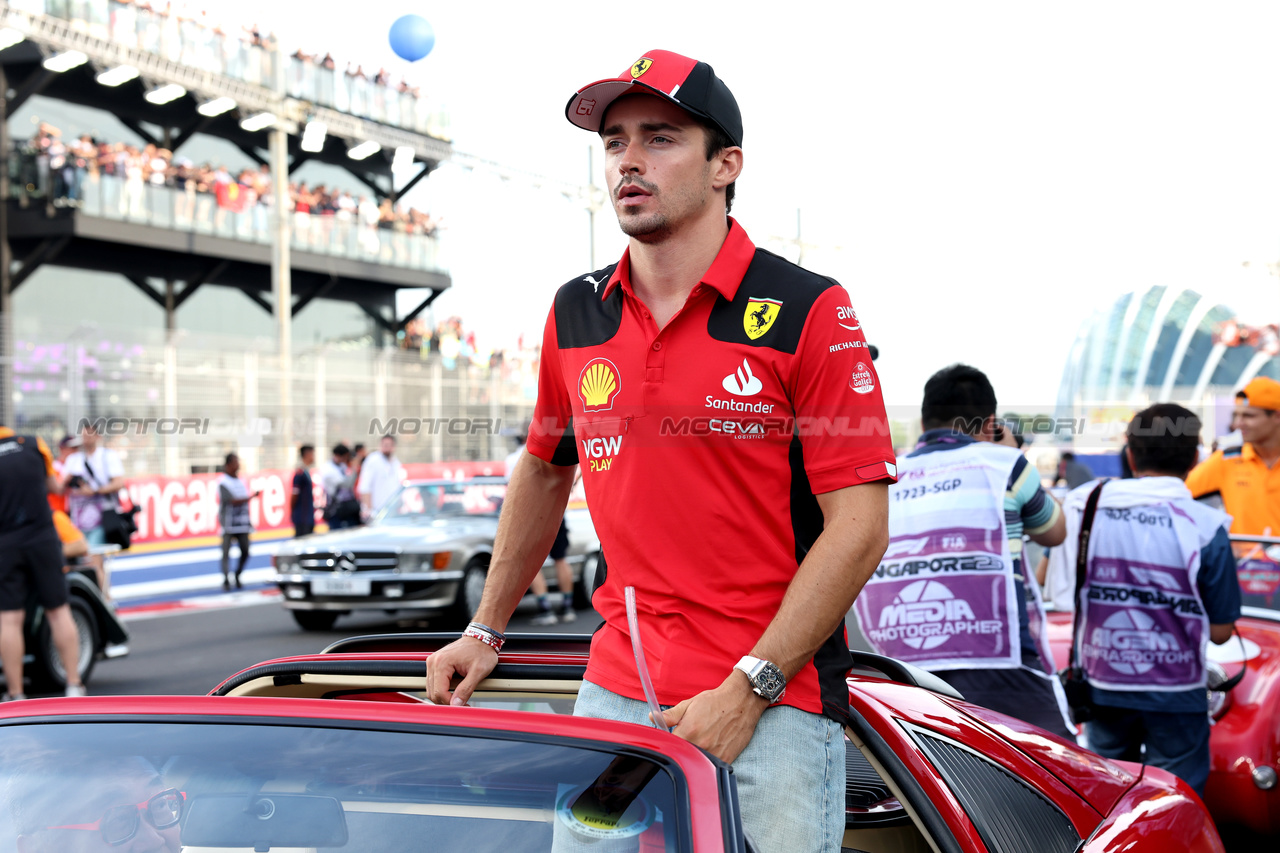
[17,0,440,134]
[11,122,442,241]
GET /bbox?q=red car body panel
[1083,767,1226,852]
[1048,609,1280,834]
[0,694,732,852]
[214,646,1229,850]
[951,699,1138,816]
[848,678,1103,842]
[2,640,1214,852]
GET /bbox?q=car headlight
[398,554,424,572]
[1206,662,1231,720]
[275,555,297,571]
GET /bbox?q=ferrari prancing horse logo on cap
[744,298,782,340]
[631,58,653,79]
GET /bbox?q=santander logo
[722,359,764,397]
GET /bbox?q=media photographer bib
[1078,490,1226,693]
[855,443,1028,671]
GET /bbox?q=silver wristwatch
[734,655,786,703]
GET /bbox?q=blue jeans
[84,525,106,547]
[573,680,846,853]
[1087,704,1210,795]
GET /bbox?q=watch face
[754,663,786,701]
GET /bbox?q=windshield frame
[372,479,508,526]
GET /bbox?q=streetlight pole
[270,53,292,469]
[0,65,12,429]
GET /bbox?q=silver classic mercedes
[273,478,600,631]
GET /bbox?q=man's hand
[659,672,768,764]
[425,637,499,706]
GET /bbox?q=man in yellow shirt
[1187,376,1280,536]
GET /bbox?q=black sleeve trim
[553,265,623,349]
[550,415,579,467]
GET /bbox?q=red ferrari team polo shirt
[527,219,897,723]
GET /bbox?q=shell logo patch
[579,358,622,412]
[744,298,782,340]
[630,57,653,79]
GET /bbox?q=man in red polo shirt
[427,50,895,852]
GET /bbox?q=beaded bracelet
[463,623,505,652]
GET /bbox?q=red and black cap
[565,50,742,147]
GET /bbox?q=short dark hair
[332,443,350,457]
[921,364,997,433]
[695,116,737,214]
[299,444,314,457]
[1126,404,1202,476]
[224,452,238,466]
[352,443,366,454]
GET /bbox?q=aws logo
[579,358,621,412]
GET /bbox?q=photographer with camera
[852,364,1072,738]
[61,426,126,549]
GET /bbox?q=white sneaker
[530,610,559,626]
[1,692,26,702]
[558,609,577,623]
[65,684,87,697]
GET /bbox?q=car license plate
[312,576,371,596]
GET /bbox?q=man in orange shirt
[1187,376,1280,537]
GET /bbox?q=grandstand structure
[1056,282,1280,437]
[0,1,543,474]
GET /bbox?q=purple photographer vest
[855,442,1030,671]
[1078,499,1214,692]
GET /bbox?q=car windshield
[374,482,507,526]
[0,721,688,852]
[1234,534,1280,615]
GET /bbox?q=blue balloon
[389,14,435,62]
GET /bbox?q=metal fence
[2,317,539,476]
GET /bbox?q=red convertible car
[0,634,1223,852]
[1046,533,1280,837]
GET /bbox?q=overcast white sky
[222,0,1280,408]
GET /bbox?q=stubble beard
[618,208,673,244]
[614,169,713,244]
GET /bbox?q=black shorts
[934,666,1074,740]
[0,527,69,611]
[549,518,570,561]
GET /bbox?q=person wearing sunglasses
[14,763,182,853]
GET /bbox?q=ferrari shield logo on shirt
[579,358,622,412]
[743,298,782,340]
[850,362,875,395]
[630,58,653,78]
